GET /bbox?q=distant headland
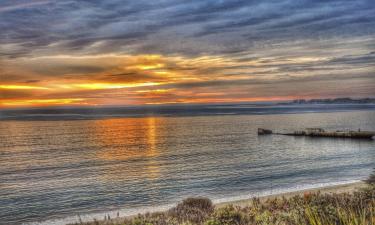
[289,97,375,104]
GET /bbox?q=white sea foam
[26,180,361,225]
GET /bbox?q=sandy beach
[216,181,367,208]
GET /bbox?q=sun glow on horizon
[1,49,374,108]
[0,85,50,90]
[1,1,374,109]
[0,98,86,107]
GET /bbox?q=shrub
[366,168,375,186]
[207,205,247,225]
[69,185,375,225]
[168,197,214,224]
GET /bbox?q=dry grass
[71,170,375,225]
[71,186,374,225]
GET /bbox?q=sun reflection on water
[94,117,162,181]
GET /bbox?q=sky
[0,0,374,108]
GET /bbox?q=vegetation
[366,168,375,187]
[73,171,375,225]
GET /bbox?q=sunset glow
[61,82,163,90]
[0,98,86,107]
[0,85,49,90]
[0,1,374,108]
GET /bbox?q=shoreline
[216,181,366,208]
[43,181,367,225]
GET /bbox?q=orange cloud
[0,84,49,90]
[1,51,371,108]
[56,82,164,90]
[0,98,87,107]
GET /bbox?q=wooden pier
[258,128,375,139]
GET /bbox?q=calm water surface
[0,110,375,225]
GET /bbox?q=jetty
[258,128,375,139]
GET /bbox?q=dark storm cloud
[1,0,375,57]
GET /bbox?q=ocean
[0,103,375,225]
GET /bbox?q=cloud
[0,0,374,57]
[0,0,52,13]
[0,89,35,99]
[0,1,374,106]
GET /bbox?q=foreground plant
[366,168,375,187]
[73,185,375,225]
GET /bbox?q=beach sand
[216,181,367,208]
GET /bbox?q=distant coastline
[2,100,375,121]
[287,97,375,105]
